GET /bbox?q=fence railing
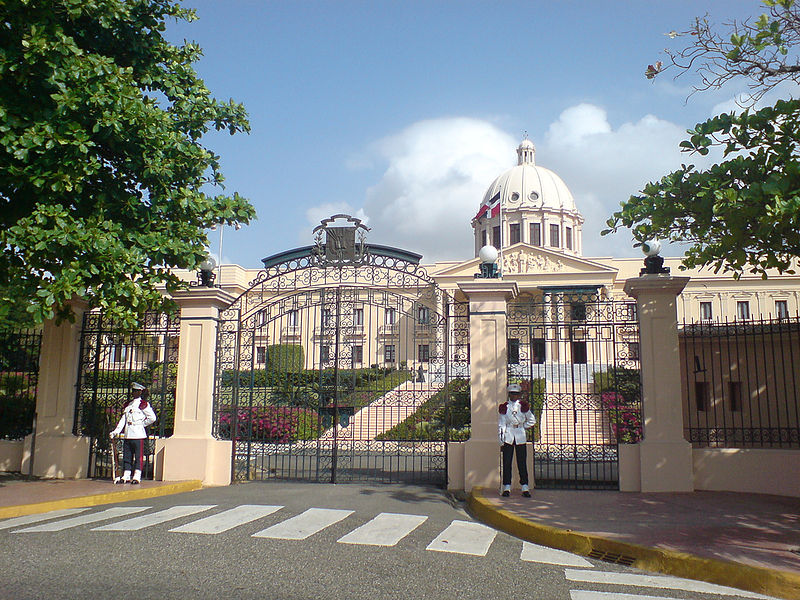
[0,328,42,441]
[680,316,800,449]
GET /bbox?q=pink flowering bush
[218,406,320,442]
[600,392,642,444]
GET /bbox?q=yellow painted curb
[468,487,800,600]
[0,480,203,520]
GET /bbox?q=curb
[468,487,800,600]
[0,480,203,520]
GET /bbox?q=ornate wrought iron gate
[507,290,641,489]
[74,312,179,478]
[214,216,469,484]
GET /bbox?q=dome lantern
[517,139,535,165]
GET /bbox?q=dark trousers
[122,438,145,473]
[501,442,528,486]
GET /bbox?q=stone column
[22,299,91,478]
[623,274,693,492]
[155,287,235,486]
[456,280,519,492]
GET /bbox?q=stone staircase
[319,380,437,442]
[536,383,614,447]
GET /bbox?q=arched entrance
[213,216,469,484]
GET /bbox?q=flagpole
[498,186,503,275]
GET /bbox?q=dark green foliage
[593,367,641,404]
[0,373,36,440]
[266,344,304,374]
[0,0,255,327]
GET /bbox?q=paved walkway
[1,473,799,599]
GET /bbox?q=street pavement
[0,477,798,600]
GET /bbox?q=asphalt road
[0,483,777,600]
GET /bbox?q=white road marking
[91,505,216,531]
[337,512,427,546]
[169,505,283,534]
[0,508,89,531]
[252,508,354,540]
[571,592,701,600]
[520,541,594,567]
[13,506,148,532]
[565,569,777,599]
[426,520,497,556]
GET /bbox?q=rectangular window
[530,223,541,246]
[384,344,396,363]
[700,301,713,321]
[256,310,267,327]
[322,308,332,326]
[736,301,750,320]
[532,338,545,364]
[418,306,430,324]
[509,223,520,245]
[353,308,363,326]
[256,346,267,364]
[320,345,330,363]
[549,224,560,248]
[776,300,789,320]
[565,227,573,250]
[695,381,709,412]
[418,344,430,363]
[493,226,501,249]
[508,338,520,364]
[728,381,742,412]
[481,229,488,247]
[571,341,587,364]
[571,302,586,321]
[288,309,298,327]
[627,342,640,361]
[112,343,127,363]
[351,345,363,364]
[385,307,396,325]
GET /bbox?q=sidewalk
[469,487,800,600]
[0,473,201,519]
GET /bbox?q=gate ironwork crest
[214,215,469,484]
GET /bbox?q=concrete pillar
[23,299,91,478]
[155,287,235,486]
[623,274,693,492]
[455,280,519,492]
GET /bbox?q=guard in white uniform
[498,383,536,497]
[110,382,156,484]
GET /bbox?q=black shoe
[522,490,531,498]
[501,490,510,497]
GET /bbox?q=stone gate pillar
[623,274,693,492]
[22,298,91,478]
[155,287,235,485]
[455,280,519,492]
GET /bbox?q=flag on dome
[474,190,500,221]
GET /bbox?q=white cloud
[304,106,730,264]
[335,118,515,263]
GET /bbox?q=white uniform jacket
[498,399,536,445]
[111,399,157,439]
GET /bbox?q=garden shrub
[0,372,36,440]
[217,405,320,442]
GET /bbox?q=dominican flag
[473,190,501,221]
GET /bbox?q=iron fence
[0,328,42,441]
[680,316,800,448]
[74,311,180,478]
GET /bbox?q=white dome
[480,141,578,213]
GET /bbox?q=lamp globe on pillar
[640,239,670,275]
[198,254,217,287]
[477,244,500,279]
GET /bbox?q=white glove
[110,432,117,439]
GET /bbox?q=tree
[605,0,800,278]
[0,0,256,327]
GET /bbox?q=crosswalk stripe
[0,508,89,531]
[520,541,594,567]
[253,508,354,540]
[426,520,497,556]
[169,505,283,534]
[12,507,149,532]
[337,512,427,546]
[564,569,776,599]
[91,505,216,531]
[570,591,699,600]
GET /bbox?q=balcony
[378,324,399,338]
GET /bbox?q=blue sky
[166,1,787,268]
